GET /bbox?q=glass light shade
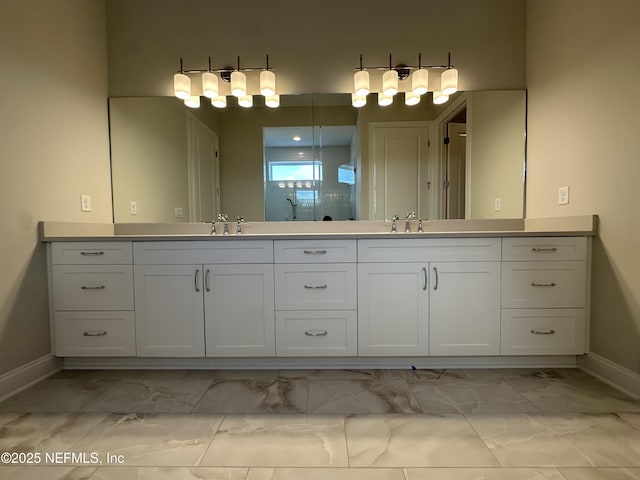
[238,94,253,108]
[441,68,458,96]
[265,94,280,108]
[351,93,367,108]
[354,70,370,96]
[260,70,276,96]
[382,69,399,96]
[202,72,219,98]
[411,68,429,95]
[230,71,247,97]
[405,91,420,106]
[432,90,449,105]
[173,73,191,100]
[184,95,200,108]
[211,95,227,108]
[378,92,393,107]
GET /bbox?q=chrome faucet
[236,216,246,234]
[391,214,399,233]
[405,211,416,233]
[211,221,216,235]
[418,218,424,233]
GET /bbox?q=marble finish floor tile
[246,467,406,479]
[409,380,539,414]
[0,466,97,480]
[87,466,249,479]
[462,368,591,382]
[0,378,116,413]
[192,379,308,413]
[558,468,640,479]
[185,370,280,381]
[404,467,567,479]
[306,378,421,414]
[81,379,212,413]
[201,414,348,467]
[70,413,223,466]
[466,413,640,467]
[278,369,381,380]
[619,412,640,431]
[507,377,640,413]
[345,414,500,467]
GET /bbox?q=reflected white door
[445,122,467,219]
[371,122,431,221]
[187,113,220,222]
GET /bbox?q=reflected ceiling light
[211,95,227,108]
[432,90,449,105]
[173,58,191,100]
[238,94,253,108]
[354,54,370,96]
[405,91,420,106]
[351,93,367,108]
[278,181,285,188]
[265,94,280,108]
[292,135,302,142]
[378,92,393,107]
[184,95,200,108]
[441,52,458,96]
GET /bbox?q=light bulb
[378,92,393,106]
[211,95,227,108]
[173,73,191,100]
[265,94,280,108]
[441,68,458,96]
[238,94,253,108]
[351,93,367,108]
[433,90,449,105]
[184,95,200,108]
[260,70,276,96]
[354,70,370,96]
[405,91,420,106]
[382,69,399,96]
[231,71,246,97]
[411,68,429,95]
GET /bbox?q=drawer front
[53,311,136,356]
[52,265,134,310]
[274,240,356,263]
[501,261,586,308]
[502,237,587,261]
[358,238,501,263]
[501,308,586,355]
[276,311,357,356]
[133,240,273,264]
[275,264,357,310]
[51,242,132,265]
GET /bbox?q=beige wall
[526,0,640,373]
[105,0,526,96]
[0,0,111,374]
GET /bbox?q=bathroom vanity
[41,216,595,369]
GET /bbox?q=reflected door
[445,122,467,219]
[371,122,431,221]
[187,113,220,222]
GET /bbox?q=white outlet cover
[80,194,92,212]
[494,198,502,211]
[558,186,570,205]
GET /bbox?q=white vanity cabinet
[500,237,588,355]
[49,242,135,356]
[133,241,275,357]
[274,240,357,356]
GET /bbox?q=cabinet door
[429,262,501,355]
[204,264,275,356]
[134,265,205,357]
[357,263,429,356]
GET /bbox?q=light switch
[558,186,570,205]
[175,207,184,218]
[494,197,502,211]
[80,194,92,212]
[130,201,137,215]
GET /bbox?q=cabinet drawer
[501,261,586,308]
[53,311,136,357]
[276,311,357,356]
[51,242,132,265]
[358,238,501,263]
[52,265,134,310]
[502,237,587,261]
[274,240,356,263]
[501,309,586,355]
[275,264,357,310]
[133,240,273,264]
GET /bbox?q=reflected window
[268,161,322,182]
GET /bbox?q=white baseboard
[0,355,62,402]
[578,353,640,400]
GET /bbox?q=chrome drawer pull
[305,329,328,337]
[304,284,328,289]
[530,329,556,335]
[83,331,107,337]
[303,250,327,255]
[81,285,106,290]
[80,251,105,256]
[531,282,557,287]
[195,269,201,292]
[422,267,428,291]
[531,247,558,252]
[205,269,211,292]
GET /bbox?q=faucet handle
[236,216,246,223]
[217,213,228,222]
[391,214,400,221]
[406,211,416,220]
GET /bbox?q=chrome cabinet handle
[433,267,439,290]
[83,331,107,337]
[81,285,105,290]
[305,330,328,337]
[80,251,105,256]
[422,267,428,291]
[303,250,327,255]
[304,284,328,289]
[205,269,211,292]
[531,329,556,335]
[195,269,201,292]
[531,247,558,252]
[531,282,557,287]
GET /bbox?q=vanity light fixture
[173,58,191,100]
[184,95,201,108]
[238,94,253,108]
[352,52,457,106]
[211,95,227,108]
[202,57,219,98]
[265,94,280,108]
[260,55,276,96]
